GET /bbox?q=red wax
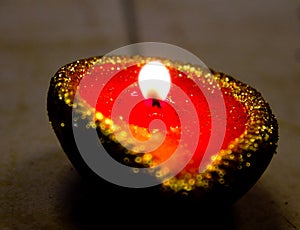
[79,61,248,173]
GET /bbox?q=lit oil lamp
[47,45,278,207]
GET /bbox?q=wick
[152,98,161,108]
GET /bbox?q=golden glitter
[104,118,113,126]
[134,156,142,163]
[95,112,104,121]
[143,153,152,161]
[48,55,279,199]
[132,168,139,173]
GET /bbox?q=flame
[138,61,171,100]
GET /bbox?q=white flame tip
[138,61,171,100]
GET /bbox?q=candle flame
[138,61,171,100]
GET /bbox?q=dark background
[0,0,299,229]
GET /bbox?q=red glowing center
[79,62,247,172]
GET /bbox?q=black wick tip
[152,99,161,108]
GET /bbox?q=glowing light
[138,61,171,100]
